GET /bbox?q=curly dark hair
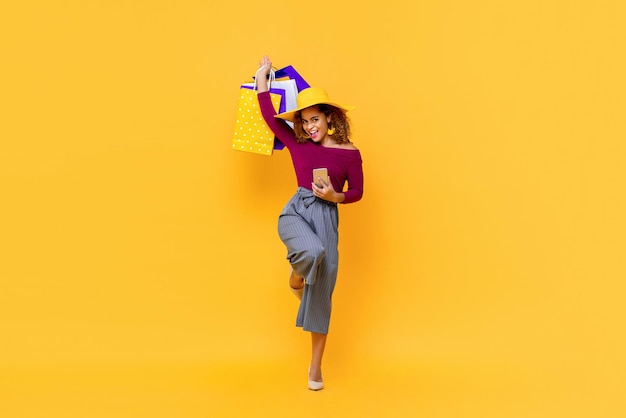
[292,104,352,144]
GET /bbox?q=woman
[256,56,363,390]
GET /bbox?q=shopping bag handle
[253,67,276,90]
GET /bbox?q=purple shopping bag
[274,65,311,91]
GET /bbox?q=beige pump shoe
[308,367,324,391]
[289,269,304,300]
[290,286,304,300]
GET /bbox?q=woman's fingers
[259,55,271,70]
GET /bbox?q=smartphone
[312,167,328,188]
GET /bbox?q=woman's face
[300,106,330,143]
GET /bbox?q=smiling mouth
[309,130,319,138]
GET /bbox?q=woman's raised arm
[255,55,272,93]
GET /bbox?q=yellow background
[1,1,624,417]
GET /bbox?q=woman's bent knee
[290,245,325,270]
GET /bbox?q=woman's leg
[309,332,327,382]
[279,213,326,287]
[277,191,337,388]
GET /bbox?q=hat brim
[275,102,356,122]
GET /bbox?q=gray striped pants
[278,187,339,335]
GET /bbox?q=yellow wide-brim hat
[274,87,356,122]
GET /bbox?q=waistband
[294,187,337,208]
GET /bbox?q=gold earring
[327,127,335,135]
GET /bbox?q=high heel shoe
[289,269,304,300]
[308,368,324,391]
[290,285,304,300]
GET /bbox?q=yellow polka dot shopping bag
[232,82,281,156]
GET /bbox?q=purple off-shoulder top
[257,91,364,204]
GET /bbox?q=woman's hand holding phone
[312,168,344,203]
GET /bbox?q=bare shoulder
[341,142,359,150]
[324,140,360,150]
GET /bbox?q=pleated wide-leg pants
[278,187,339,335]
